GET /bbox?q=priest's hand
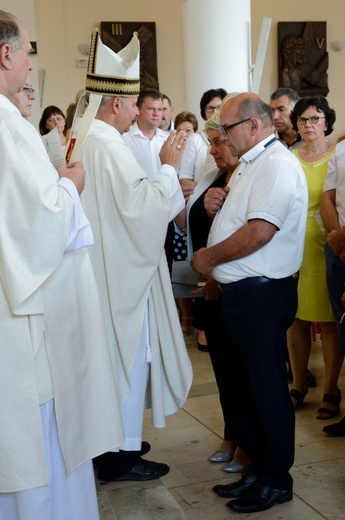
[58,161,85,194]
[160,130,186,170]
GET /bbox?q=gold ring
[177,144,182,150]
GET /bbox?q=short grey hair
[0,11,22,51]
[99,95,128,107]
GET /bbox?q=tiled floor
[96,333,345,519]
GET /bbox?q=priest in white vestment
[0,11,123,520]
[67,29,193,481]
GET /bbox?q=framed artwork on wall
[100,21,159,90]
[278,21,329,96]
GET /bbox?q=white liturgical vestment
[78,119,193,427]
[0,96,123,492]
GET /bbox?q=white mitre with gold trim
[66,28,140,163]
[86,28,140,97]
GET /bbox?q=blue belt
[218,276,271,293]
[218,273,298,293]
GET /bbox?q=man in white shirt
[320,140,345,436]
[124,88,169,179]
[191,92,307,514]
[124,88,175,273]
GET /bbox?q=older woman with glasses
[288,96,344,419]
[178,88,227,350]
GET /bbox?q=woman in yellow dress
[288,96,344,419]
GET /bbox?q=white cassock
[77,119,193,449]
[0,96,124,519]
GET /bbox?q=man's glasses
[220,118,250,136]
[297,116,325,125]
[22,86,35,96]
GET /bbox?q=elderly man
[9,76,35,118]
[70,30,192,482]
[0,10,122,520]
[270,87,304,150]
[320,140,345,436]
[191,93,307,513]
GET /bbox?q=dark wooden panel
[278,22,329,96]
[100,21,159,90]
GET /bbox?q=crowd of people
[1,8,345,519]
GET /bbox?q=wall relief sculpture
[278,22,328,96]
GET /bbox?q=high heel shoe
[222,460,249,473]
[195,330,208,352]
[316,390,342,420]
[290,388,308,409]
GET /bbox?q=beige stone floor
[96,332,345,519]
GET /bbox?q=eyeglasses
[296,116,325,125]
[205,105,221,113]
[220,118,250,135]
[22,86,35,96]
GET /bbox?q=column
[182,0,251,122]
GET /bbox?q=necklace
[305,141,330,156]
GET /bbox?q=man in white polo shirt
[320,140,345,436]
[191,92,307,514]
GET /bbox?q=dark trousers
[220,277,297,490]
[325,243,345,351]
[203,298,240,442]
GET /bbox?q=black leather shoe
[93,441,150,468]
[323,416,345,436]
[213,473,258,498]
[227,484,293,513]
[140,441,151,456]
[100,458,170,482]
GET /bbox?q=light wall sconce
[78,42,90,56]
[330,40,345,52]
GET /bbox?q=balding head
[219,92,274,157]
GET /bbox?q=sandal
[316,390,342,420]
[290,388,308,409]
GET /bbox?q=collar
[128,120,168,140]
[277,131,302,148]
[240,134,277,164]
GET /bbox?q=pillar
[182,0,251,123]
